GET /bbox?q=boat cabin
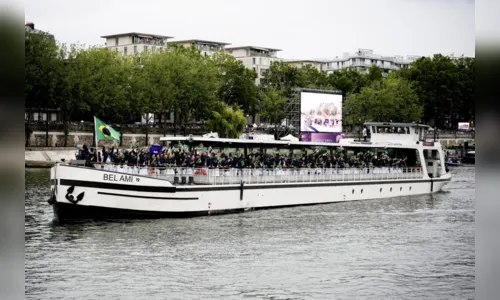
[363,122,446,178]
[364,122,430,143]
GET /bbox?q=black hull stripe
[53,202,245,220]
[59,177,450,193]
[97,191,198,200]
[60,179,176,193]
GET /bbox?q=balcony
[248,50,277,58]
[133,36,167,46]
[197,45,223,52]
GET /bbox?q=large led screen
[300,92,342,133]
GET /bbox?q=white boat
[48,122,451,221]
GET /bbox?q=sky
[24,0,475,59]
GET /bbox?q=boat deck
[93,164,425,185]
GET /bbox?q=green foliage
[25,29,475,133]
[259,87,288,136]
[366,64,383,83]
[141,45,220,127]
[206,102,247,138]
[327,67,368,96]
[344,75,422,125]
[396,54,474,128]
[211,52,258,115]
[25,31,60,112]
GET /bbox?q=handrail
[92,164,424,185]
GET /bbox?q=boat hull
[49,164,451,221]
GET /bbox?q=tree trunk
[45,104,49,147]
[26,107,32,147]
[63,110,68,147]
[145,120,149,147]
[119,121,124,147]
[173,112,177,137]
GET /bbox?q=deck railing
[92,163,424,185]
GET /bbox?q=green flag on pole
[94,117,120,142]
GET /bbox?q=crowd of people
[76,144,412,170]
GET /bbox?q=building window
[134,45,137,54]
[144,46,148,52]
[253,57,256,65]
[124,47,128,55]
[115,37,119,46]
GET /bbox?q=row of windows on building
[115,45,166,55]
[326,58,409,69]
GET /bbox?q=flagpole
[94,116,98,151]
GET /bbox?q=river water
[25,167,475,299]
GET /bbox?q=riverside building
[225,46,283,85]
[101,32,174,55]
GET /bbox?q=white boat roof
[159,136,427,149]
[160,136,337,147]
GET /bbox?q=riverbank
[25,160,55,168]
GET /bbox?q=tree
[396,54,470,128]
[327,67,368,98]
[261,61,302,97]
[25,30,60,146]
[344,74,423,125]
[259,87,288,139]
[142,44,219,137]
[297,64,330,89]
[206,102,247,138]
[366,64,383,83]
[211,52,258,117]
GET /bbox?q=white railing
[92,164,424,185]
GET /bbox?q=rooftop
[225,45,282,52]
[170,39,231,46]
[364,122,431,128]
[100,32,174,39]
[285,59,326,63]
[25,22,55,39]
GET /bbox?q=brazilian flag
[95,117,120,142]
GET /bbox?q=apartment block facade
[323,49,420,76]
[101,32,173,56]
[285,59,325,71]
[225,46,282,85]
[170,39,230,56]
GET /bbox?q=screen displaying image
[300,92,343,133]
